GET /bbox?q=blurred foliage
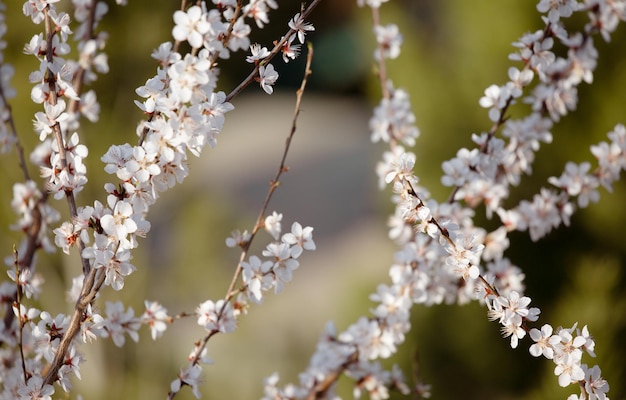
[1,1,625,399]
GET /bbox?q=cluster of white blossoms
[245,12,314,94]
[3,0,115,395]
[1,0,317,399]
[265,0,624,399]
[239,215,316,303]
[172,213,315,398]
[472,0,625,241]
[0,0,623,398]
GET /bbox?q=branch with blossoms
[0,0,321,398]
[263,0,624,399]
[167,42,316,400]
[0,0,624,399]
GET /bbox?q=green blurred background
[1,1,625,399]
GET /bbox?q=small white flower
[288,13,315,44]
[264,211,282,240]
[241,256,274,303]
[226,229,251,248]
[282,222,315,258]
[479,84,508,122]
[529,324,555,359]
[247,43,270,63]
[171,365,204,399]
[374,24,402,60]
[196,299,236,333]
[259,63,278,94]
[141,301,170,340]
[172,5,210,48]
[102,301,140,347]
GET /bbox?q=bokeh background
[1,1,626,399]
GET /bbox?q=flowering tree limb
[0,0,624,399]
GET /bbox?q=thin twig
[0,89,30,181]
[175,41,315,399]
[227,41,314,301]
[13,247,28,385]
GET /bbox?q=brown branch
[227,41,314,301]
[13,247,28,384]
[306,350,359,400]
[42,268,105,386]
[0,90,30,181]
[176,41,316,399]
[36,5,106,388]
